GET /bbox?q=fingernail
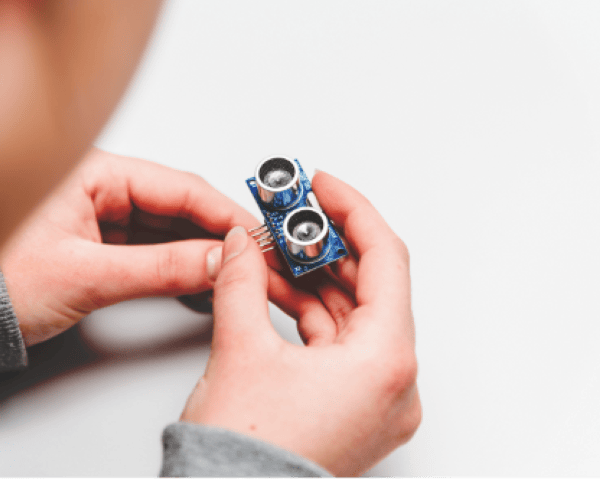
[222,226,248,265]
[206,246,223,283]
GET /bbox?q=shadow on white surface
[0,297,214,402]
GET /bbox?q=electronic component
[246,157,348,277]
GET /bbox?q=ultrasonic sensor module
[247,157,348,277]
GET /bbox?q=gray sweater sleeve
[160,422,332,477]
[0,271,27,372]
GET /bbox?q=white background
[1,0,600,476]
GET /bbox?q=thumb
[211,226,276,348]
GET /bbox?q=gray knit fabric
[0,271,27,371]
[160,422,332,477]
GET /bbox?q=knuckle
[329,302,352,326]
[381,352,418,397]
[391,391,422,445]
[214,263,252,294]
[346,202,373,229]
[411,395,423,433]
[392,237,410,267]
[155,248,184,291]
[81,151,124,196]
[406,391,423,440]
[183,170,205,183]
[217,209,237,234]
[81,147,105,168]
[176,187,193,221]
[355,341,418,397]
[92,149,120,174]
[181,169,208,188]
[360,195,375,211]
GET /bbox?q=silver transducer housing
[283,207,329,261]
[255,157,301,209]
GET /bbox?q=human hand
[0,148,259,346]
[180,171,421,476]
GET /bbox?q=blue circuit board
[246,159,348,277]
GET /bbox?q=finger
[84,150,289,274]
[211,226,279,349]
[169,217,220,240]
[84,149,259,236]
[324,253,359,294]
[132,211,219,241]
[206,245,339,346]
[266,268,337,346]
[312,170,398,258]
[294,269,357,324]
[133,210,174,231]
[85,238,223,306]
[311,171,412,336]
[311,274,357,331]
[100,213,221,246]
[101,226,128,244]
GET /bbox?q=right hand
[181,171,422,476]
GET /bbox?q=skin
[0,0,421,475]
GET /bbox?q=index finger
[86,150,259,235]
[311,171,412,332]
[83,149,288,270]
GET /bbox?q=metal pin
[258,240,275,248]
[249,224,268,234]
[258,237,275,247]
[251,229,269,238]
[261,246,276,253]
[254,232,272,242]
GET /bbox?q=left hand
[0,148,259,346]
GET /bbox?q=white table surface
[2,1,600,476]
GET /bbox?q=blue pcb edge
[246,159,348,277]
